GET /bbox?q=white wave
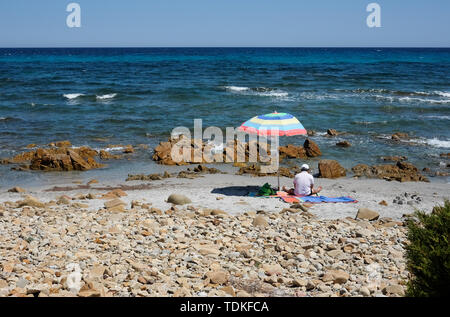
[410,138,450,149]
[225,86,289,98]
[354,120,388,125]
[96,93,117,100]
[103,146,125,152]
[434,91,450,98]
[225,86,249,92]
[63,93,84,100]
[0,117,5,121]
[424,115,450,120]
[399,96,450,104]
[257,91,289,97]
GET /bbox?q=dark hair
[301,167,309,172]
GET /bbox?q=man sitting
[282,164,322,196]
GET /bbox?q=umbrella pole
[277,154,280,191]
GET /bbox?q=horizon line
[1,46,449,49]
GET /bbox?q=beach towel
[297,196,358,204]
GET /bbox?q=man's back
[294,171,314,196]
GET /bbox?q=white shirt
[294,171,314,196]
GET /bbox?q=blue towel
[298,196,358,203]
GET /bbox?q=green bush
[405,200,450,297]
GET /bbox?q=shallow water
[0,47,449,185]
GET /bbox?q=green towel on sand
[258,183,277,196]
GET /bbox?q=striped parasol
[238,111,307,190]
[238,112,307,136]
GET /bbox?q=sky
[0,0,449,47]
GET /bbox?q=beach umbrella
[238,111,307,190]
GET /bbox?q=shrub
[405,200,450,297]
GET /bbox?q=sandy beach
[0,166,448,297]
[1,172,448,220]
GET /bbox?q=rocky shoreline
[0,192,410,297]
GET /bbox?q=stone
[279,144,307,159]
[383,284,404,296]
[318,159,346,178]
[360,287,371,296]
[104,199,126,209]
[8,186,26,193]
[356,208,380,221]
[167,194,192,205]
[379,200,388,206]
[391,132,409,141]
[207,271,229,285]
[87,179,99,185]
[18,196,45,208]
[252,215,269,228]
[336,141,351,147]
[303,139,322,157]
[327,129,339,136]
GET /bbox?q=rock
[57,196,71,205]
[303,139,322,157]
[351,161,428,182]
[18,196,45,208]
[104,199,126,209]
[379,200,388,206]
[318,159,346,178]
[327,129,340,136]
[360,287,371,296]
[5,145,104,172]
[123,145,134,154]
[252,215,269,228]
[356,208,379,221]
[262,264,283,276]
[336,141,351,147]
[87,179,99,185]
[383,284,404,296]
[207,271,229,285]
[279,144,307,159]
[8,186,26,193]
[167,194,192,205]
[99,150,121,160]
[391,132,409,141]
[381,156,407,162]
[53,140,72,148]
[324,270,349,284]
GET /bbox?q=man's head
[301,164,310,172]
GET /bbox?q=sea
[0,47,449,186]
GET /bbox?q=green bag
[258,183,276,196]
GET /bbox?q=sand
[2,173,448,220]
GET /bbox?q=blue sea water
[0,47,449,185]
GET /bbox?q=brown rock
[327,129,340,136]
[379,200,388,206]
[391,132,409,141]
[336,141,351,147]
[356,208,379,221]
[104,198,126,209]
[8,186,26,193]
[318,159,346,178]
[207,271,229,285]
[279,144,307,159]
[252,215,269,228]
[303,139,321,157]
[17,196,45,208]
[87,179,99,185]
